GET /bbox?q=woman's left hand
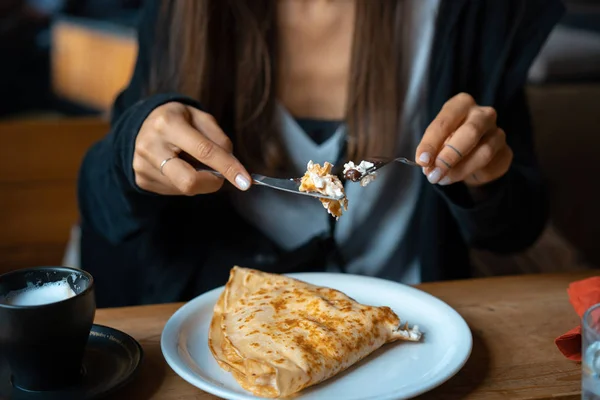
[415,92,513,188]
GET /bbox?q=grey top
[229,0,439,284]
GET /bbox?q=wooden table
[95,271,598,400]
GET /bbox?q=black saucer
[0,324,143,400]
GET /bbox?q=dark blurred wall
[0,0,145,118]
[0,0,56,117]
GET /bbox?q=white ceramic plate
[161,273,472,400]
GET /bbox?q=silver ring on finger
[159,156,176,176]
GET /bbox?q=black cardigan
[78,0,565,308]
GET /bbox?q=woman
[78,0,564,307]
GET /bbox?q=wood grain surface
[94,270,598,400]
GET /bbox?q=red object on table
[556,277,600,361]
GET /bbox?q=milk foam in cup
[0,278,76,306]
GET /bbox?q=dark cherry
[344,169,362,182]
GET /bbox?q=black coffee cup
[0,266,96,392]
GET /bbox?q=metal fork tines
[195,169,344,201]
[362,157,420,176]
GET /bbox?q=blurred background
[0,0,599,277]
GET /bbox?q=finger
[416,92,475,167]
[161,155,226,195]
[133,154,169,187]
[441,128,507,185]
[186,107,233,153]
[133,154,182,193]
[429,106,497,183]
[137,134,227,195]
[164,116,251,191]
[464,142,513,187]
[134,172,181,195]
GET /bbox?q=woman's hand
[416,93,513,188]
[133,102,251,195]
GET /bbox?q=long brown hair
[149,0,406,176]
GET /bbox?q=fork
[346,157,420,182]
[195,169,344,201]
[178,151,343,201]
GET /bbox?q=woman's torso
[228,0,440,283]
[79,0,561,308]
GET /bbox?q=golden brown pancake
[209,267,422,398]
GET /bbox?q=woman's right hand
[133,102,252,195]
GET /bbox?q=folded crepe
[209,267,422,398]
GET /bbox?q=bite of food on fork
[298,156,420,219]
[343,157,420,186]
[299,161,348,219]
[343,160,379,187]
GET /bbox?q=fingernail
[422,167,427,175]
[428,168,442,184]
[419,152,431,164]
[235,174,250,191]
[438,176,452,186]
